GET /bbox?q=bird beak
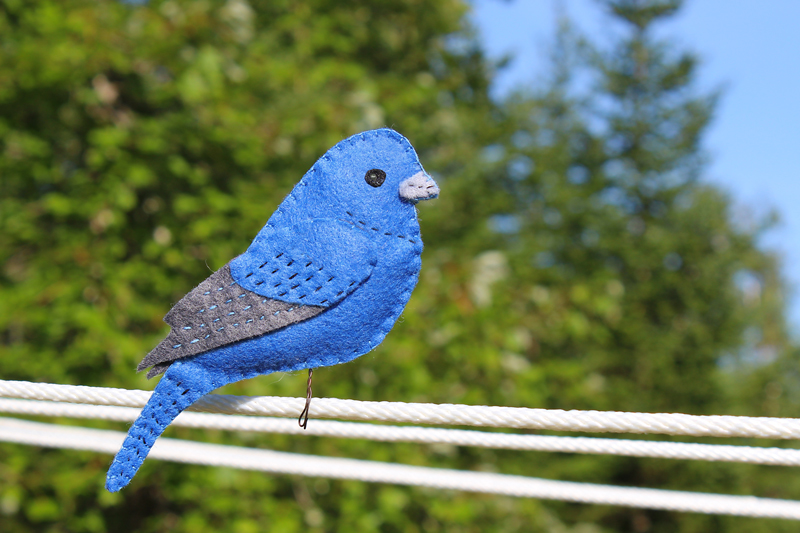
[399,172,439,203]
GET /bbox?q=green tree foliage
[0,0,796,531]
[459,1,797,531]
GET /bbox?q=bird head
[283,129,439,235]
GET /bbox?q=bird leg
[298,368,313,429]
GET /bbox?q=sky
[472,0,800,333]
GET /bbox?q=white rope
[2,417,799,520]
[4,398,800,467]
[3,379,800,439]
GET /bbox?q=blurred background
[1,0,798,531]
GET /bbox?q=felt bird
[105,128,439,492]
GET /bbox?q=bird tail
[105,367,213,492]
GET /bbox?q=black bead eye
[364,168,386,188]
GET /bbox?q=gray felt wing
[138,262,325,378]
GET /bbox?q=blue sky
[472,0,800,333]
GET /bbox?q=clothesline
[3,398,800,466]
[4,417,800,520]
[3,379,800,520]
[3,379,799,439]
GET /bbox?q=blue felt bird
[105,128,439,492]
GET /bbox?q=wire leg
[298,368,313,429]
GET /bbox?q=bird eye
[364,169,386,188]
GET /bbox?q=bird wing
[138,219,376,378]
[228,218,377,307]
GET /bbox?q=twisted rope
[3,417,800,520]
[3,398,800,466]
[2,379,800,439]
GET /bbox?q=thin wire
[3,379,800,439]
[2,417,800,520]
[298,368,312,429]
[3,398,800,466]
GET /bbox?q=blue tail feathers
[106,365,215,492]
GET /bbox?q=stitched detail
[229,223,376,308]
[143,265,328,372]
[343,210,420,244]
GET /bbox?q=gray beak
[399,172,439,203]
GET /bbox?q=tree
[463,1,796,531]
[0,1,503,531]
[0,0,796,532]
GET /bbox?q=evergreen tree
[468,1,796,531]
